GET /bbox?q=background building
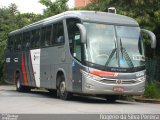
[74,0,90,8]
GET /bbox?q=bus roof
[9,10,139,35]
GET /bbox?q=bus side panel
[5,50,37,87]
[72,60,82,93]
[39,46,73,91]
[40,46,70,89]
[5,51,19,84]
[71,59,89,93]
[23,51,37,87]
[16,51,38,87]
[40,48,51,88]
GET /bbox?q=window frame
[66,18,84,62]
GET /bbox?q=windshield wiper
[119,38,134,68]
[105,37,117,67]
[120,38,123,59]
[105,48,116,67]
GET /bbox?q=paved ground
[0,85,160,114]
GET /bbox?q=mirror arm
[141,29,156,48]
[76,23,87,44]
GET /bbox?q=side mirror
[76,23,87,44]
[141,29,156,49]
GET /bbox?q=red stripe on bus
[21,53,28,85]
[89,70,118,77]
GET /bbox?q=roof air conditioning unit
[108,7,116,14]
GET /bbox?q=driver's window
[66,18,81,61]
[74,34,81,61]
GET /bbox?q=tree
[0,7,12,83]
[16,13,44,28]
[0,4,44,83]
[39,0,69,17]
[8,3,19,15]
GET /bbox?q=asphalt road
[0,85,160,114]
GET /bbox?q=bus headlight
[137,76,146,82]
[81,70,102,81]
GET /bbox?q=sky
[0,0,74,14]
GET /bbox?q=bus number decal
[14,58,18,63]
[6,58,10,63]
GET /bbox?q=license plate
[113,86,124,92]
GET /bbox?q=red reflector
[89,70,118,77]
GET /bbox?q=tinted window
[41,26,52,47]
[23,32,30,50]
[51,24,56,45]
[14,34,22,51]
[74,33,81,61]
[41,27,46,46]
[7,36,14,51]
[55,22,64,44]
[31,29,40,49]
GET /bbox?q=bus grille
[100,79,139,84]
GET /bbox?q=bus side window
[14,35,19,51]
[51,24,56,45]
[23,32,30,50]
[10,41,14,51]
[66,18,81,61]
[7,36,14,51]
[18,34,22,50]
[55,22,64,45]
[35,29,40,48]
[31,29,40,49]
[41,27,46,47]
[14,34,22,51]
[74,34,81,61]
[46,26,52,46]
[41,26,52,47]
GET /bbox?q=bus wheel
[105,95,118,103]
[16,76,24,92]
[16,74,30,92]
[58,75,72,100]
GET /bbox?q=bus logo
[34,55,39,61]
[116,79,122,84]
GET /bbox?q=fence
[146,57,160,82]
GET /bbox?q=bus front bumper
[81,75,145,95]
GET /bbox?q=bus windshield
[84,22,145,69]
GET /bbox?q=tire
[57,75,72,100]
[16,73,30,92]
[105,95,118,103]
[16,76,24,92]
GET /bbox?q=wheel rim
[60,81,66,96]
[17,79,20,89]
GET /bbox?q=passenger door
[66,18,83,92]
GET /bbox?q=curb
[133,97,160,104]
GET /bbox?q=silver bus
[5,11,156,102]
